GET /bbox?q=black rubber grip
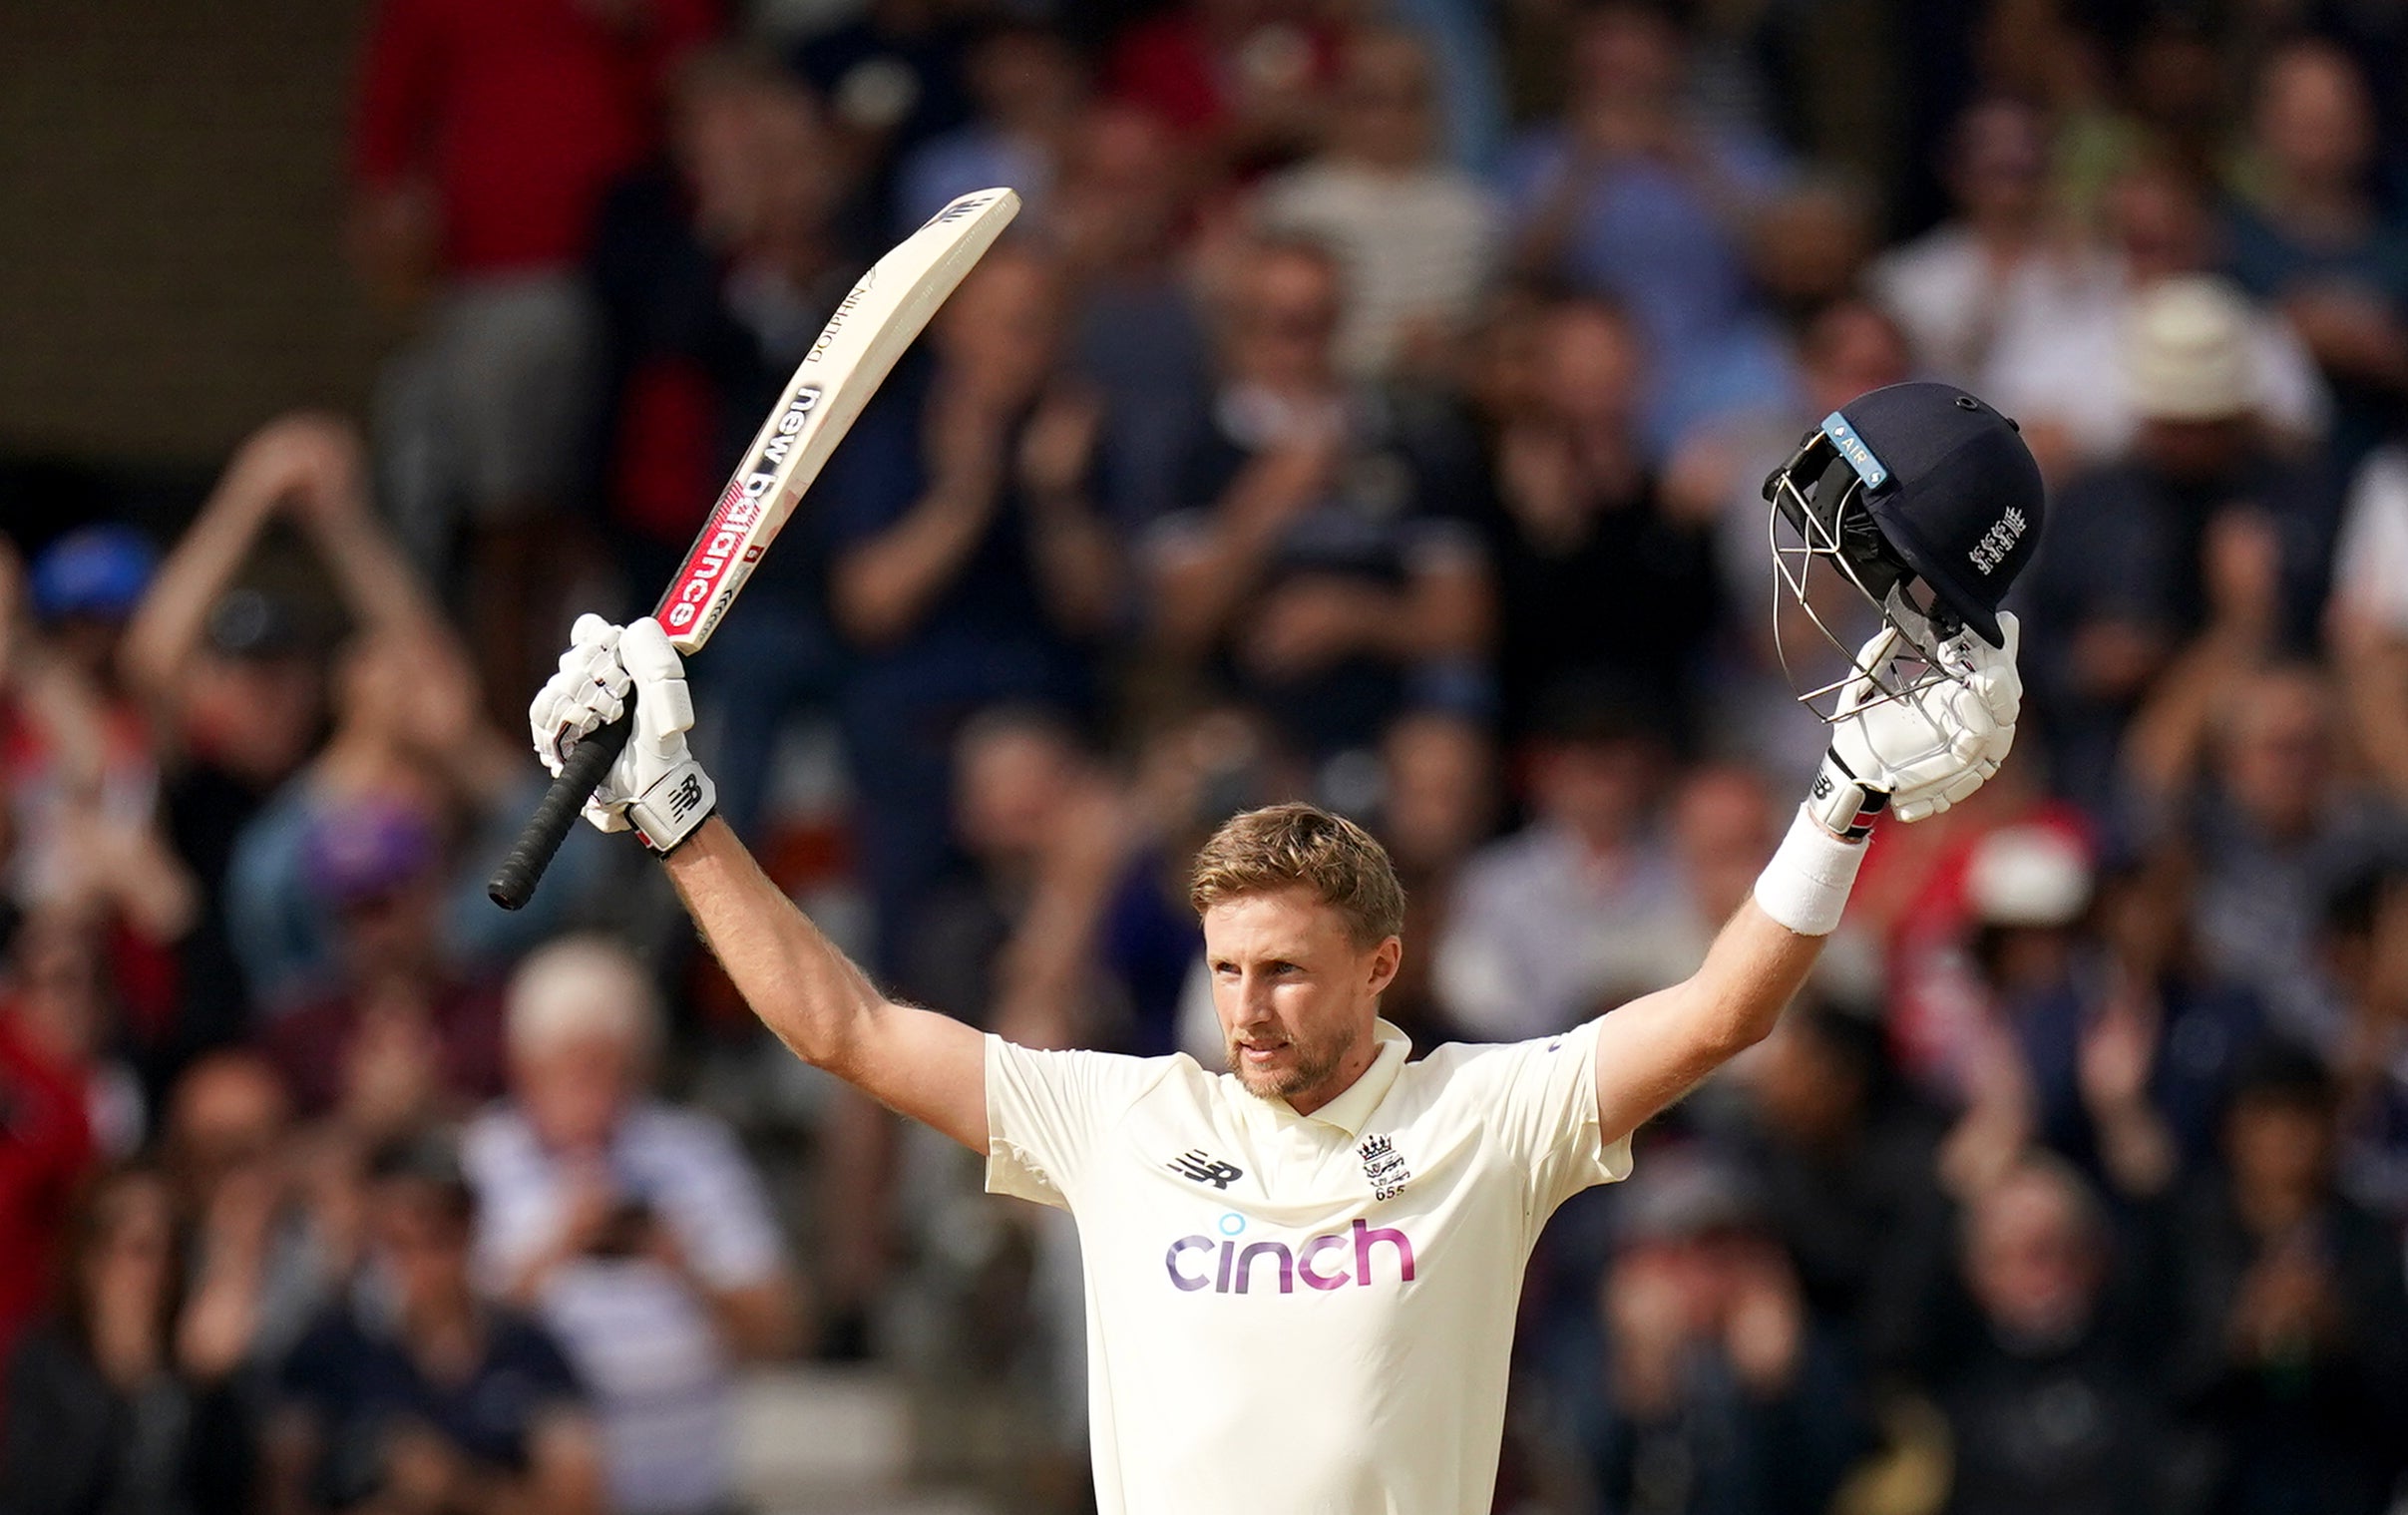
[488,712,633,911]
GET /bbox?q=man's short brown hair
[1188,803,1405,946]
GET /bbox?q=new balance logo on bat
[927,192,999,226]
[1167,1150,1244,1189]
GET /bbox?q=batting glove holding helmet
[1806,611,2022,837]
[528,614,717,855]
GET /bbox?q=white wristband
[1752,805,1867,937]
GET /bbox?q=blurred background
[5,0,2408,1512]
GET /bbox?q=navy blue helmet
[1762,382,2043,716]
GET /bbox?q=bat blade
[488,188,1021,910]
[654,188,1021,654]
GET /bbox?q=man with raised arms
[528,382,2042,1513]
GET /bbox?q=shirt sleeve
[984,1037,1162,1210]
[1479,1018,1634,1225]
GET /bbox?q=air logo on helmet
[1967,507,2029,576]
[1818,412,1889,490]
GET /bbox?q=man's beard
[1226,1020,1358,1103]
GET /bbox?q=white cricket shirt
[985,1016,1632,1514]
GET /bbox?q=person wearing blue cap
[26,525,157,693]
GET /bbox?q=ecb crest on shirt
[1359,1132,1411,1201]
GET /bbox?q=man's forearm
[1591,842,1849,1143]
[663,819,886,1072]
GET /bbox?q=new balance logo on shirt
[1166,1149,1244,1189]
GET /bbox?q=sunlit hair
[507,934,660,1058]
[1188,804,1405,947]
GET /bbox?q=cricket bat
[489,187,1022,910]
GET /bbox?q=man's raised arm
[531,618,989,1153]
[1591,615,2024,1144]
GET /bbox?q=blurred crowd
[8,0,2408,1512]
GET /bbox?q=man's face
[371,1183,472,1321]
[1203,888,1397,1114]
[515,1034,637,1154]
[1965,1171,2101,1345]
[1228,252,1341,392]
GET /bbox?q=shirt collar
[1264,1018,1411,1138]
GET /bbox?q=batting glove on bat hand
[1806,611,2022,839]
[528,614,717,855]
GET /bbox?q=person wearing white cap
[2017,275,2338,818]
[1970,161,2327,469]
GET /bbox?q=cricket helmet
[1762,381,2043,720]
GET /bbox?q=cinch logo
[1967,506,2029,575]
[1164,1218,1416,1295]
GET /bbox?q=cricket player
[529,383,2044,1513]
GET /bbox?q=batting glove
[1807,611,2021,838]
[528,614,718,855]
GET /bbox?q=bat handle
[489,712,633,911]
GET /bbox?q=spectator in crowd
[349,0,717,716]
[269,1139,601,1515]
[463,938,797,1515]
[2085,851,2266,1169]
[1435,683,1693,1040]
[1971,157,2329,474]
[1941,824,2197,1201]
[789,0,973,233]
[166,1052,354,1380]
[2314,856,2408,1217]
[4,909,146,1160]
[820,246,1120,973]
[117,427,350,1054]
[1501,0,1792,450]
[897,708,1126,1051]
[2019,277,2339,818]
[1870,97,2084,388]
[128,416,572,1022]
[1150,237,1491,761]
[897,21,1086,236]
[0,919,98,1388]
[1580,1149,1868,1515]
[2,535,198,1100]
[1926,1153,2184,1515]
[259,800,507,1136]
[2137,660,2406,1049]
[1103,0,1341,175]
[1482,297,1723,740]
[1254,26,1501,383]
[0,1167,253,1515]
[1711,999,1953,1373]
[2225,38,2408,476]
[2165,1044,2408,1515]
[1048,103,1213,536]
